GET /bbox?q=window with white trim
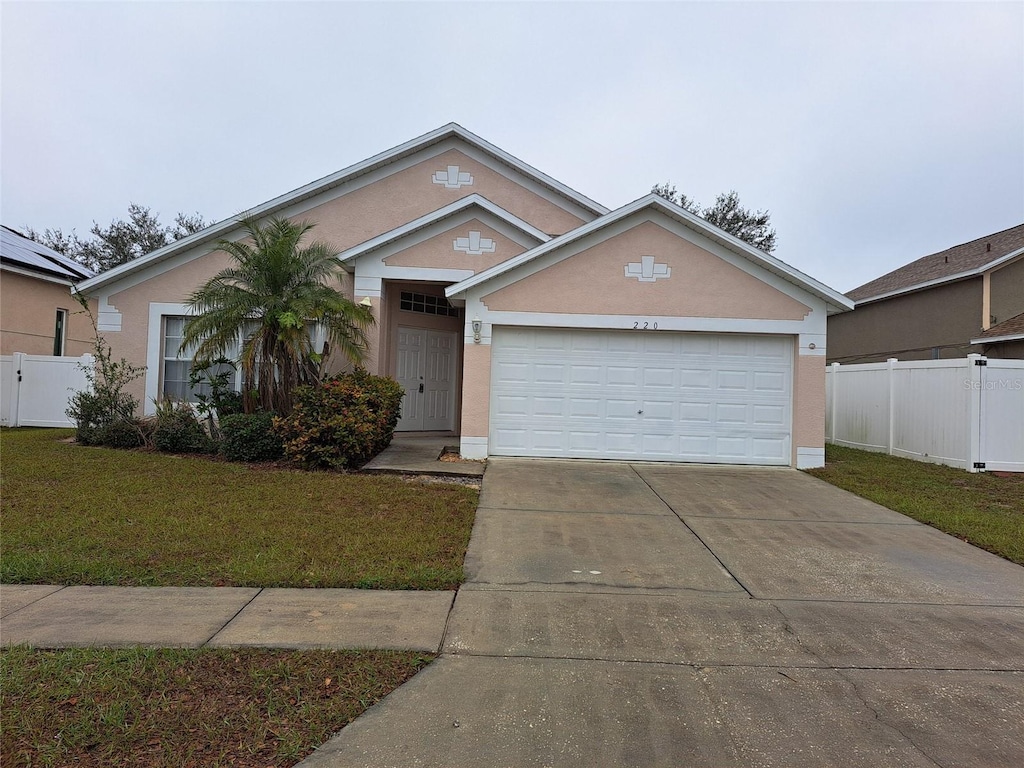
[53,308,67,356]
[162,316,235,402]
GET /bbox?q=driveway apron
[300,459,1024,768]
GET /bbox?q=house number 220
[632,321,659,330]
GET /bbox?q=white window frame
[145,302,326,415]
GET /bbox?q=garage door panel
[489,328,792,464]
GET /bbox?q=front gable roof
[336,194,549,266]
[77,123,607,294]
[848,223,1024,304]
[446,194,854,314]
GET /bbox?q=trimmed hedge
[276,369,403,469]
[219,412,284,463]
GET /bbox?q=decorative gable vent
[432,165,474,189]
[454,231,496,255]
[625,255,671,282]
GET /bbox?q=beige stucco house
[75,124,852,468]
[1,226,95,357]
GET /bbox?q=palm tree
[182,216,373,414]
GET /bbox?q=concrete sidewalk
[0,585,454,652]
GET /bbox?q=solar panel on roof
[0,226,94,281]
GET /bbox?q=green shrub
[276,369,404,470]
[101,419,148,449]
[65,291,146,448]
[219,412,283,462]
[152,399,213,454]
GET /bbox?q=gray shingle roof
[847,223,1024,302]
[0,226,94,281]
[974,311,1024,341]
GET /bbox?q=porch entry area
[395,326,459,432]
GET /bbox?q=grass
[0,645,432,768]
[808,444,1024,565]
[0,428,478,589]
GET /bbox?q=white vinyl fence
[826,355,1024,473]
[1,353,93,428]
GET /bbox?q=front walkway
[299,459,1024,768]
[362,433,484,478]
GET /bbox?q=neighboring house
[75,123,852,468]
[0,226,95,356]
[828,224,1024,363]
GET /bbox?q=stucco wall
[481,221,811,320]
[793,353,825,457]
[459,342,491,438]
[990,256,1024,327]
[289,149,584,248]
[827,278,983,363]
[383,219,527,272]
[1,271,96,357]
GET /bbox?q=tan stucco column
[793,336,827,468]
[459,338,491,459]
[354,276,384,376]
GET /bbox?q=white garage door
[489,328,793,464]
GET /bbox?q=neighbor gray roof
[0,225,94,282]
[847,223,1024,302]
[972,311,1024,344]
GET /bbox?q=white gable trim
[77,124,605,294]
[338,195,548,265]
[447,194,853,313]
[0,262,76,287]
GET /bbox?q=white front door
[396,327,458,431]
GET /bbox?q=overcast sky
[2,0,1022,293]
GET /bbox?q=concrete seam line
[0,584,70,620]
[201,587,264,648]
[628,463,755,598]
[436,589,460,655]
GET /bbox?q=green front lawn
[0,429,478,589]
[808,444,1024,565]
[1,645,431,768]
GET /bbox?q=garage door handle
[637,410,643,414]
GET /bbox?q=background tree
[26,203,207,273]
[182,217,374,415]
[652,184,777,253]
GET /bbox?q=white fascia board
[338,195,548,264]
[448,194,851,311]
[970,332,1024,345]
[0,262,76,287]
[472,310,817,336]
[78,124,605,295]
[853,247,1024,305]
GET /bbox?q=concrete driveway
[301,460,1024,768]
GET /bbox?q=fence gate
[1,353,93,428]
[978,359,1024,473]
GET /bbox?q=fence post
[829,362,840,443]
[887,358,897,455]
[9,352,25,427]
[966,354,984,472]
